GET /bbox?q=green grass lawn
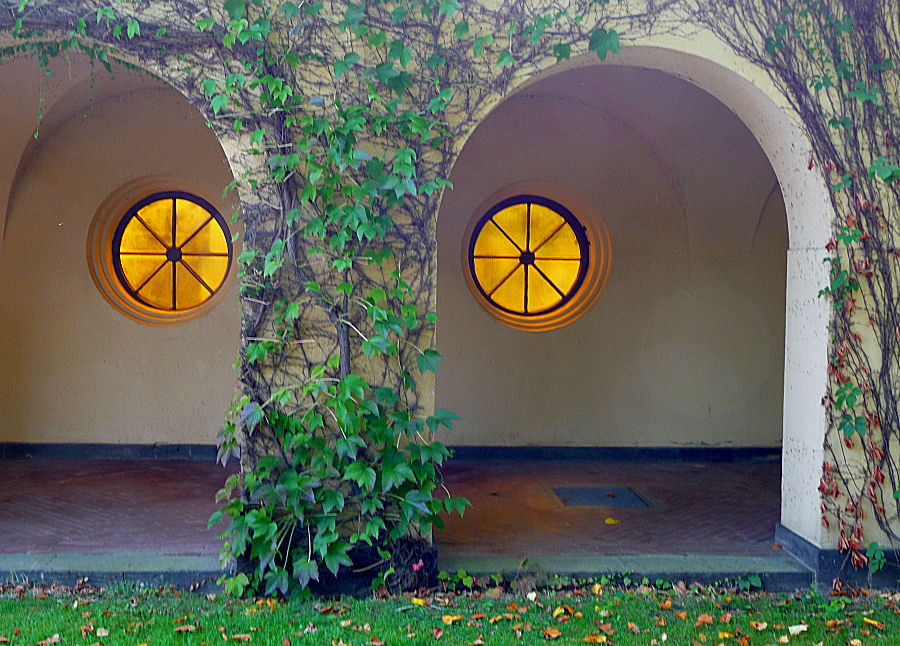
[1,580,899,645]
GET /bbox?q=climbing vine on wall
[688,0,900,587]
[0,0,681,596]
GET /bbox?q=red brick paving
[436,459,782,558]
[0,458,781,559]
[0,460,235,555]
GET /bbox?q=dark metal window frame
[112,191,233,312]
[468,194,590,316]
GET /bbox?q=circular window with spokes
[469,195,590,317]
[112,192,232,312]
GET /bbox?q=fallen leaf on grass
[175,625,197,633]
[96,628,109,637]
[718,612,732,623]
[543,627,562,640]
[584,634,607,643]
[36,635,59,646]
[340,619,352,628]
[787,624,808,635]
[604,518,620,525]
[776,635,789,643]
[471,613,485,620]
[864,617,886,630]
[432,627,444,640]
[695,614,714,627]
[412,597,427,607]
[659,599,672,610]
[232,635,251,642]
[750,621,768,631]
[0,638,8,644]
[442,615,463,625]
[369,638,384,646]
[81,625,94,639]
[471,637,484,645]
[675,611,688,620]
[849,639,863,646]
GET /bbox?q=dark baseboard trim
[776,523,900,589]
[448,445,781,462]
[0,442,220,461]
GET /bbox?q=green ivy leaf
[224,0,246,20]
[497,49,515,67]
[426,408,459,432]
[292,556,319,587]
[211,94,228,114]
[239,402,264,432]
[280,1,301,19]
[417,349,442,375]
[473,35,493,58]
[264,238,286,277]
[324,541,353,576]
[334,52,359,79]
[344,460,377,491]
[454,20,469,39]
[588,27,620,61]
[553,43,571,61]
[439,0,461,18]
[126,19,140,39]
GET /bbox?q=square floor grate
[553,486,650,509]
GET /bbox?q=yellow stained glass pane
[491,264,525,312]
[175,199,215,247]
[473,257,520,294]
[175,262,211,310]
[534,259,580,296]
[527,268,564,313]
[120,255,167,293]
[528,204,565,251]
[534,222,580,259]
[137,261,173,310]
[491,203,528,250]
[137,199,174,245]
[120,217,167,253]
[182,219,228,255]
[181,256,229,294]
[473,221,520,257]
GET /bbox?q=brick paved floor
[0,460,235,555]
[437,458,783,558]
[0,457,781,559]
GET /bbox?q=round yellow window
[112,192,232,311]
[464,192,611,332]
[469,195,589,316]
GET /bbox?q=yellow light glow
[116,195,230,311]
[471,197,586,316]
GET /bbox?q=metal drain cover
[553,486,649,509]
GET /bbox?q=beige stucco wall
[436,64,788,448]
[0,59,239,445]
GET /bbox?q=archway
[0,54,239,455]
[435,47,831,556]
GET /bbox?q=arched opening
[0,54,239,454]
[435,49,831,562]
